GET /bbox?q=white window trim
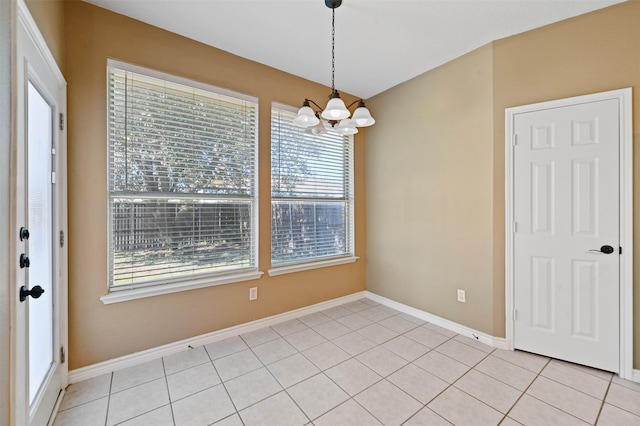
[105,59,260,296]
[101,270,264,304]
[270,103,356,267]
[268,256,358,277]
[106,58,259,103]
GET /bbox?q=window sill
[268,256,358,277]
[100,270,264,304]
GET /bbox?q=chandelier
[293,0,376,135]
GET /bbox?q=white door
[512,98,620,372]
[14,5,67,425]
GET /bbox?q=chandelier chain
[331,7,335,91]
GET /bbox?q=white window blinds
[271,105,354,266]
[107,60,258,289]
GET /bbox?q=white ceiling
[83,0,623,99]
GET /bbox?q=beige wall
[367,1,640,366]
[64,1,366,369]
[366,45,496,335]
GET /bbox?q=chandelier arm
[345,99,364,109]
[305,98,325,111]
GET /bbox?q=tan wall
[367,0,640,366]
[24,0,64,69]
[493,0,640,367]
[366,45,496,335]
[64,1,366,369]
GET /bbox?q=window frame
[102,59,262,304]
[268,103,357,276]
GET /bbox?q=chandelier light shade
[335,118,358,135]
[292,100,320,127]
[321,91,350,120]
[294,0,375,135]
[351,100,376,127]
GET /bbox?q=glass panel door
[15,5,67,425]
[27,81,54,406]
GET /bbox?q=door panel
[572,159,597,236]
[530,256,554,331]
[513,99,619,372]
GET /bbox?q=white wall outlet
[457,289,466,303]
[249,287,258,301]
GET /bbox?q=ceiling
[83,0,624,99]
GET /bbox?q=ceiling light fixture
[293,0,375,135]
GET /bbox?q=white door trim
[505,88,633,380]
[1,0,13,424]
[12,0,68,424]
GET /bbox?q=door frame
[11,0,68,424]
[505,88,633,380]
[1,0,13,423]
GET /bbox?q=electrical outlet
[249,287,258,301]
[457,289,466,303]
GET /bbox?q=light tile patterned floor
[53,298,640,426]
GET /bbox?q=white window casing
[105,59,260,299]
[269,104,356,274]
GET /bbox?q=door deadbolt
[19,253,30,268]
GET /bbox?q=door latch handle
[19,285,44,302]
[588,245,615,254]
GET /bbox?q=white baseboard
[366,291,640,383]
[71,289,509,384]
[364,291,509,350]
[69,291,366,384]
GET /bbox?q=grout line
[523,392,600,425]
[104,373,113,426]
[204,343,242,416]
[500,356,605,425]
[539,371,611,401]
[432,340,508,423]
[253,342,313,424]
[159,357,177,426]
[312,309,429,424]
[500,357,551,423]
[594,375,614,425]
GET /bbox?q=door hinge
[51,171,56,184]
[513,309,517,321]
[60,347,66,364]
[59,230,65,247]
[512,222,517,233]
[59,113,65,131]
[512,134,518,146]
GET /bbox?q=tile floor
[53,298,640,426]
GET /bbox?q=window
[270,104,354,268]
[107,60,258,292]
